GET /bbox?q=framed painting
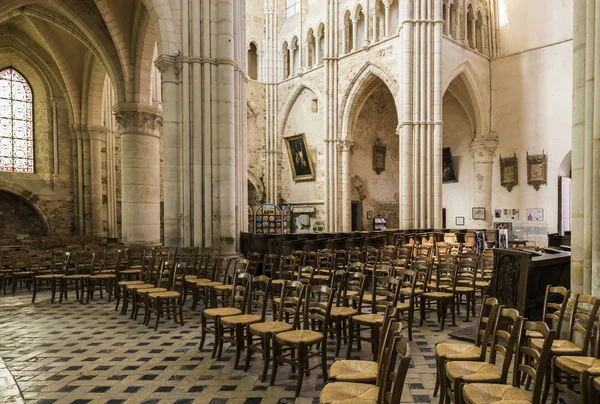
[442,147,458,183]
[284,134,316,181]
[472,207,486,220]
[455,216,465,226]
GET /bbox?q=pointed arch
[351,175,367,200]
[442,62,488,138]
[279,83,323,137]
[0,181,51,234]
[340,62,400,142]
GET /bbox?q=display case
[255,204,282,234]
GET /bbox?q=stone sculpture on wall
[526,151,547,191]
[500,153,518,192]
[372,137,386,174]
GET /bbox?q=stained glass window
[0,68,33,173]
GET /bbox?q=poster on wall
[248,206,255,234]
[503,209,519,221]
[255,204,282,234]
[494,209,502,219]
[442,147,458,183]
[526,208,544,221]
[284,134,316,181]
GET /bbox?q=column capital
[113,103,163,135]
[470,138,499,163]
[154,54,182,81]
[87,125,108,142]
[338,139,354,152]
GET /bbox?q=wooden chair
[85,252,117,303]
[328,310,401,384]
[217,275,271,368]
[131,259,170,321]
[461,321,556,404]
[117,254,156,314]
[187,255,226,310]
[420,261,457,330]
[433,297,499,403]
[394,268,423,341]
[212,258,249,307]
[246,252,261,276]
[454,260,477,322]
[320,337,411,404]
[245,280,303,382]
[199,272,251,358]
[59,251,92,303]
[530,293,600,403]
[552,329,600,404]
[533,285,570,338]
[347,274,401,361]
[443,308,523,404]
[145,263,187,330]
[262,254,278,278]
[271,284,334,397]
[9,252,34,295]
[32,251,67,303]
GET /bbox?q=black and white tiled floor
[0,291,478,404]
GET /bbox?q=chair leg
[50,279,57,303]
[270,340,279,386]
[178,300,184,326]
[212,317,220,359]
[216,319,224,361]
[199,314,207,350]
[334,317,342,357]
[346,319,354,359]
[440,300,447,331]
[465,294,471,322]
[261,333,272,382]
[32,279,37,303]
[295,343,305,397]
[321,339,328,381]
[234,323,243,369]
[154,298,162,331]
[245,331,254,373]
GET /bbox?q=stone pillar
[340,140,353,231]
[444,3,450,36]
[315,33,322,65]
[384,2,391,37]
[470,139,498,228]
[82,130,92,235]
[290,44,296,76]
[70,125,85,235]
[351,18,358,51]
[303,40,309,70]
[371,7,378,42]
[571,0,600,296]
[341,23,347,54]
[88,126,107,237]
[155,54,183,247]
[113,104,162,244]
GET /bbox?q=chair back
[303,284,334,335]
[343,271,366,311]
[279,255,297,280]
[296,266,315,285]
[490,307,523,382]
[248,275,271,321]
[276,280,304,326]
[376,312,402,381]
[566,294,600,353]
[262,254,279,278]
[457,260,477,289]
[474,297,499,354]
[542,285,570,336]
[75,251,95,274]
[513,321,556,404]
[127,247,146,269]
[102,249,121,273]
[372,275,401,314]
[169,262,186,293]
[379,339,412,403]
[434,262,458,293]
[230,272,252,313]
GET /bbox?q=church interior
[0,0,597,403]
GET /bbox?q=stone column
[155,54,183,247]
[303,40,309,70]
[315,33,322,65]
[470,139,498,228]
[290,44,296,76]
[88,126,107,237]
[371,7,378,42]
[384,2,391,37]
[444,3,450,36]
[340,23,347,54]
[340,140,353,231]
[113,104,162,244]
[82,130,92,235]
[571,0,600,296]
[70,125,85,235]
[351,18,358,51]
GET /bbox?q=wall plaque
[500,153,518,192]
[527,151,547,191]
[372,138,386,174]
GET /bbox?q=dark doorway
[442,208,447,229]
[352,201,362,231]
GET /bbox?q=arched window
[282,41,290,79]
[248,41,258,80]
[467,4,475,49]
[0,68,33,173]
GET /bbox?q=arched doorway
[0,190,48,239]
[558,151,571,235]
[348,78,399,230]
[442,73,478,228]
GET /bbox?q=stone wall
[0,191,48,238]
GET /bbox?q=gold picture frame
[527,151,547,191]
[500,153,518,192]
[284,133,316,181]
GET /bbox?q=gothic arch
[279,83,323,137]
[340,62,400,142]
[442,61,488,138]
[247,170,264,203]
[0,182,52,234]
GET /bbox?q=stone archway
[0,190,49,239]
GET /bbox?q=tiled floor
[0,291,479,404]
